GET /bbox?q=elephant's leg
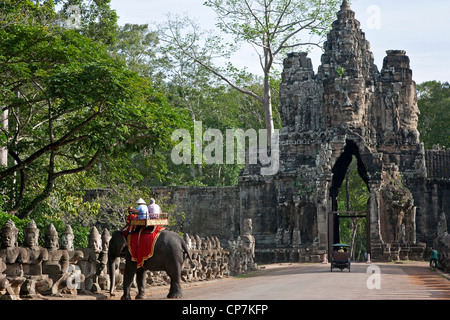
[121,258,137,300]
[109,258,116,296]
[167,264,183,299]
[135,268,147,300]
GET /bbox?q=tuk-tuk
[330,243,351,272]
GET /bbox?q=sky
[109,0,450,84]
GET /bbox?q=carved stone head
[24,220,40,249]
[242,219,253,235]
[101,229,111,252]
[89,227,102,253]
[61,225,74,250]
[1,219,18,249]
[45,224,59,250]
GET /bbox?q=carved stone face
[25,230,39,248]
[329,80,367,126]
[101,237,109,252]
[89,236,102,253]
[1,228,16,249]
[46,234,59,250]
[60,233,74,250]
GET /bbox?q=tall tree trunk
[0,108,7,166]
[350,222,358,259]
[17,152,56,219]
[345,169,350,212]
[262,33,274,145]
[357,238,363,262]
[8,151,27,215]
[263,73,274,144]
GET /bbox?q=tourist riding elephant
[107,229,192,299]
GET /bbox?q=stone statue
[0,219,28,269]
[61,225,84,264]
[214,237,221,250]
[90,227,103,253]
[60,225,84,294]
[94,229,111,291]
[78,226,101,293]
[185,233,192,250]
[379,165,416,245]
[60,225,74,250]
[0,219,27,299]
[23,220,48,275]
[190,235,197,250]
[0,257,8,298]
[241,219,256,269]
[22,220,52,297]
[195,235,202,252]
[42,223,70,295]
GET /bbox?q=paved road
[144,262,450,300]
[30,262,449,320]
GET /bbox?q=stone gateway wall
[149,186,241,240]
[148,2,449,264]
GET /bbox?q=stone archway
[327,140,371,259]
[330,140,370,213]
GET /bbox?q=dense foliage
[417,81,450,150]
[0,0,190,245]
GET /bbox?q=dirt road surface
[18,262,448,320]
[119,261,450,300]
[34,261,450,301]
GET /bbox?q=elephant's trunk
[108,230,127,296]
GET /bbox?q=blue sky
[109,0,450,84]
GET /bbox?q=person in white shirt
[147,198,161,219]
[136,198,149,219]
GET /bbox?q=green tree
[108,23,159,79]
[0,2,188,218]
[417,81,450,149]
[56,0,119,45]
[109,22,271,186]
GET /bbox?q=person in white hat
[147,198,161,219]
[136,198,149,219]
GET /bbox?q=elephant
[107,229,193,300]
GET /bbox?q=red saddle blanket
[127,226,164,268]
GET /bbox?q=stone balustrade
[0,219,256,299]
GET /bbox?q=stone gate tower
[151,1,449,264]
[239,0,448,262]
